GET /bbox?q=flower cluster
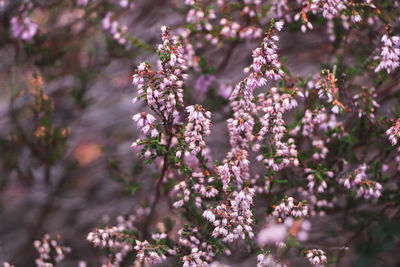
[339,164,382,199]
[220,18,240,39]
[33,234,71,267]
[172,171,218,209]
[132,112,158,138]
[87,228,132,266]
[87,214,139,266]
[315,69,345,114]
[255,88,300,173]
[185,2,216,34]
[386,119,400,146]
[85,4,400,265]
[304,249,328,266]
[217,151,250,191]
[132,26,187,124]
[273,0,374,36]
[257,252,286,267]
[134,240,168,265]
[118,0,135,9]
[184,0,267,44]
[10,2,38,41]
[173,226,216,266]
[375,34,400,74]
[194,74,215,94]
[272,196,308,219]
[102,12,129,45]
[183,105,212,156]
[6,0,400,266]
[86,209,170,266]
[228,26,286,150]
[257,223,288,247]
[202,187,255,242]
[311,139,329,161]
[312,0,347,18]
[352,87,380,120]
[305,168,334,193]
[298,108,327,137]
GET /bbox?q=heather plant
[1,0,400,267]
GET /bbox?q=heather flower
[101,12,129,45]
[132,26,187,125]
[119,0,135,9]
[194,74,215,94]
[312,139,328,161]
[375,34,400,74]
[305,168,332,193]
[254,87,300,176]
[313,0,347,18]
[357,181,382,199]
[10,15,38,41]
[272,196,308,219]
[185,3,216,35]
[102,12,114,31]
[34,234,71,267]
[352,87,380,120]
[132,112,159,138]
[257,223,288,246]
[134,240,167,265]
[6,2,400,267]
[204,187,255,243]
[386,119,400,146]
[217,151,250,190]
[339,164,382,199]
[151,232,167,241]
[174,226,215,266]
[220,18,240,38]
[132,112,156,128]
[172,171,218,209]
[87,213,153,265]
[202,209,216,222]
[304,249,327,266]
[257,252,286,267]
[184,105,212,156]
[315,69,345,114]
[223,22,286,184]
[218,83,233,99]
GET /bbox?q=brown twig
[142,133,173,239]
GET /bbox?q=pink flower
[375,34,400,74]
[257,224,288,246]
[386,119,400,146]
[11,16,38,41]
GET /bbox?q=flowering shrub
[2,0,400,266]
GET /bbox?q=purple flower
[10,16,38,41]
[194,74,215,94]
[375,34,400,74]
